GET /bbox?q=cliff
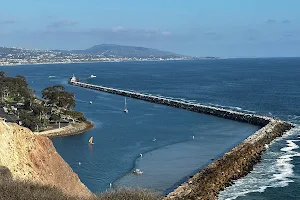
[0,120,93,198]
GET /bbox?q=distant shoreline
[0,58,219,67]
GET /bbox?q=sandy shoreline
[34,121,94,138]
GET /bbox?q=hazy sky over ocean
[1,0,299,57]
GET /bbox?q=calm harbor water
[1,58,300,199]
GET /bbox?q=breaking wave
[208,103,256,113]
[218,127,300,200]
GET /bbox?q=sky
[1,0,300,57]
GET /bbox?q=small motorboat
[133,169,143,175]
[90,75,96,78]
[89,101,93,104]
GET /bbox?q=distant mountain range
[59,44,185,59]
[0,44,219,66]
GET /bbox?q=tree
[24,100,32,110]
[50,114,60,124]
[0,84,5,102]
[15,75,27,87]
[63,110,86,122]
[0,71,6,80]
[31,103,45,119]
[18,110,41,131]
[0,74,33,102]
[42,85,75,109]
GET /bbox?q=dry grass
[0,179,84,200]
[0,179,161,200]
[96,188,161,200]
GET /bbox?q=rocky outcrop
[0,120,94,198]
[35,121,94,138]
[164,120,293,200]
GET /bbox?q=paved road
[0,107,18,122]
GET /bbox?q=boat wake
[218,127,300,200]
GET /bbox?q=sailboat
[124,97,128,113]
[89,136,94,145]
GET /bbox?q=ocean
[1,58,300,199]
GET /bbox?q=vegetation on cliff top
[0,180,161,200]
[0,71,86,131]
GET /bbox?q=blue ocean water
[1,58,300,199]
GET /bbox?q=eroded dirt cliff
[0,120,93,198]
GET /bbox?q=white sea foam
[243,109,256,114]
[207,103,256,113]
[218,127,300,200]
[227,106,242,110]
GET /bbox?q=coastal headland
[69,78,294,199]
[0,120,94,198]
[0,72,93,138]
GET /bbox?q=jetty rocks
[69,79,294,200]
[164,120,293,200]
[34,121,94,138]
[0,120,93,198]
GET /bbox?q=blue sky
[1,0,300,57]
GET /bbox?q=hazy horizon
[1,0,300,58]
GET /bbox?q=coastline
[164,120,293,200]
[0,57,217,67]
[68,80,294,199]
[0,120,94,198]
[34,121,94,138]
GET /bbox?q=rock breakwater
[69,80,294,199]
[165,120,293,200]
[69,80,270,126]
[34,121,94,138]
